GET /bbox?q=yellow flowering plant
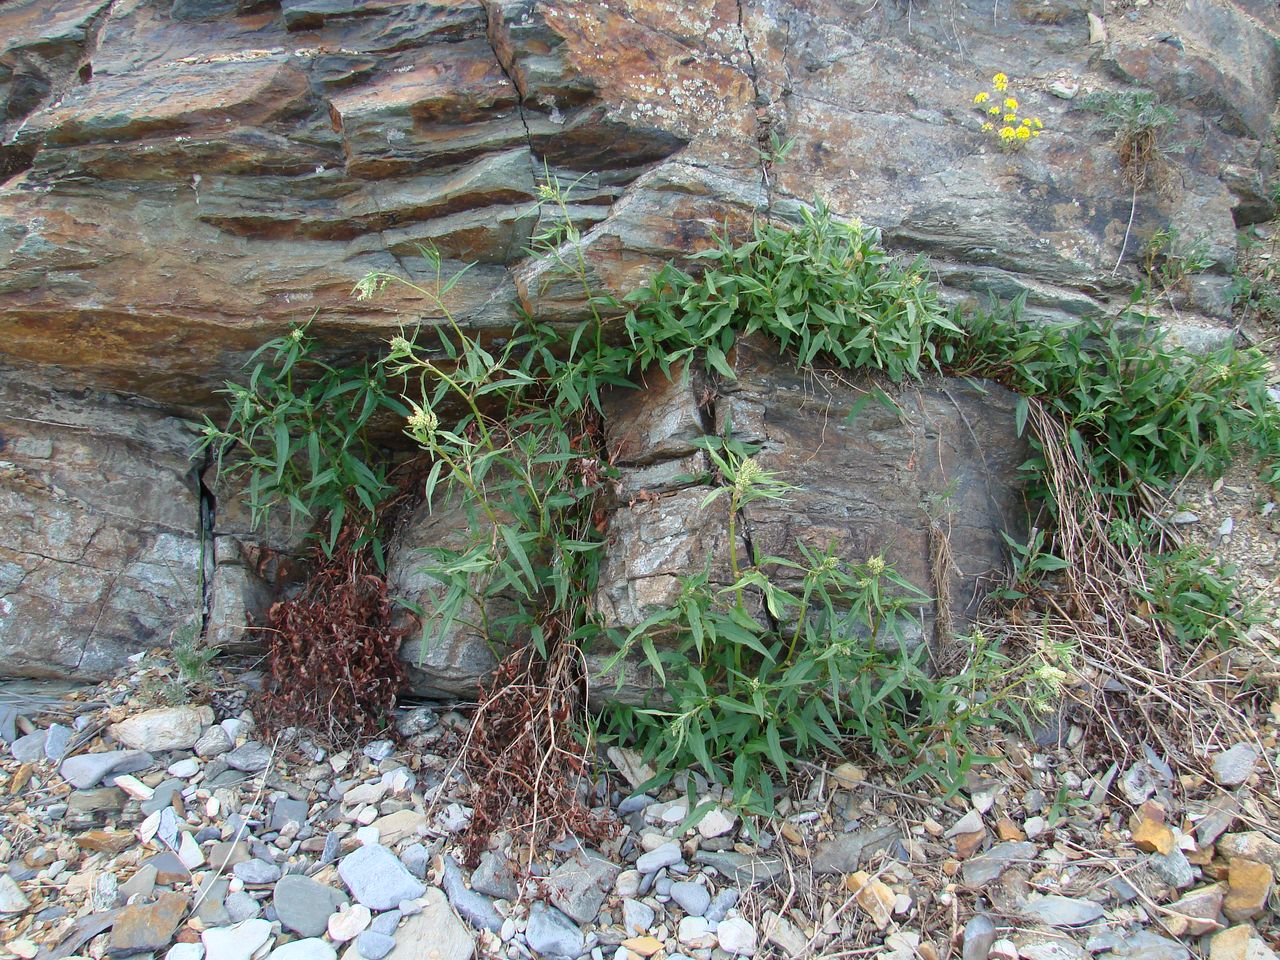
[972,72,1044,150]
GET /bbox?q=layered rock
[0,368,203,678]
[1,0,1275,679]
[392,336,1028,701]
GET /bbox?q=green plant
[1143,226,1213,290]
[1141,545,1261,648]
[196,322,408,563]
[1083,89,1176,187]
[621,198,959,382]
[972,72,1045,147]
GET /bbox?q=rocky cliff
[2,0,1275,682]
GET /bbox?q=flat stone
[10,730,48,763]
[111,706,214,752]
[526,902,585,959]
[328,903,372,942]
[811,826,900,874]
[1150,849,1197,890]
[384,889,474,960]
[399,843,429,879]
[0,873,32,914]
[441,856,502,932]
[273,874,347,937]
[167,944,204,960]
[1212,745,1260,787]
[195,726,234,759]
[225,742,272,772]
[370,810,426,846]
[356,933,396,960]
[705,888,739,923]
[717,916,757,957]
[1218,833,1280,871]
[623,898,655,935]
[962,842,1038,886]
[271,797,309,831]
[1132,816,1176,855]
[1208,926,1265,960]
[109,892,188,956]
[61,750,153,789]
[547,848,620,924]
[234,860,282,885]
[44,723,72,761]
[338,844,426,911]
[120,864,158,901]
[470,852,518,901]
[636,842,682,874]
[963,915,998,960]
[0,705,17,744]
[1096,931,1190,960]
[202,919,274,960]
[697,807,737,839]
[268,939,337,960]
[692,850,785,886]
[75,829,135,854]
[677,916,716,949]
[847,871,895,930]
[1223,858,1272,922]
[1019,895,1104,927]
[1164,884,1225,937]
[669,881,711,917]
[141,779,186,815]
[225,892,262,923]
[142,851,189,885]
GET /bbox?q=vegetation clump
[207,182,1279,834]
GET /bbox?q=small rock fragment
[1212,745,1260,787]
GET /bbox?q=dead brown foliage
[458,635,614,867]
[254,522,408,745]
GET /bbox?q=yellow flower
[1016,126,1031,140]
[981,122,993,131]
[1034,117,1044,129]
[1003,114,1017,122]
[993,72,1008,90]
[999,126,1016,140]
[974,92,990,104]
[1032,130,1041,137]
[989,106,1001,115]
[1021,117,1032,126]
[1004,97,1018,111]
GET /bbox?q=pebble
[623,898,655,935]
[167,945,205,960]
[60,749,153,789]
[111,705,214,752]
[371,910,402,935]
[697,808,737,838]
[10,729,47,763]
[693,851,784,886]
[399,843,429,879]
[717,917,758,957]
[615,870,641,897]
[235,860,282,885]
[526,902,585,958]
[168,757,201,778]
[109,890,189,954]
[328,903,373,942]
[962,841,1037,886]
[0,873,33,914]
[356,932,397,960]
[225,891,262,923]
[636,842,683,873]
[274,874,347,937]
[226,742,272,772]
[811,825,899,874]
[1149,849,1196,890]
[440,856,503,932]
[268,939,337,960]
[1020,895,1105,927]
[547,849,620,924]
[195,726,234,759]
[202,919,273,960]
[1212,744,1260,787]
[470,851,519,901]
[339,843,427,911]
[677,917,717,950]
[44,723,72,761]
[704,889,738,924]
[670,881,711,917]
[963,914,997,960]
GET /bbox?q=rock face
[394,334,1027,700]
[0,368,202,679]
[2,0,1275,677]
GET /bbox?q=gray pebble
[670,881,711,917]
[704,889,738,924]
[370,910,401,935]
[356,932,396,960]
